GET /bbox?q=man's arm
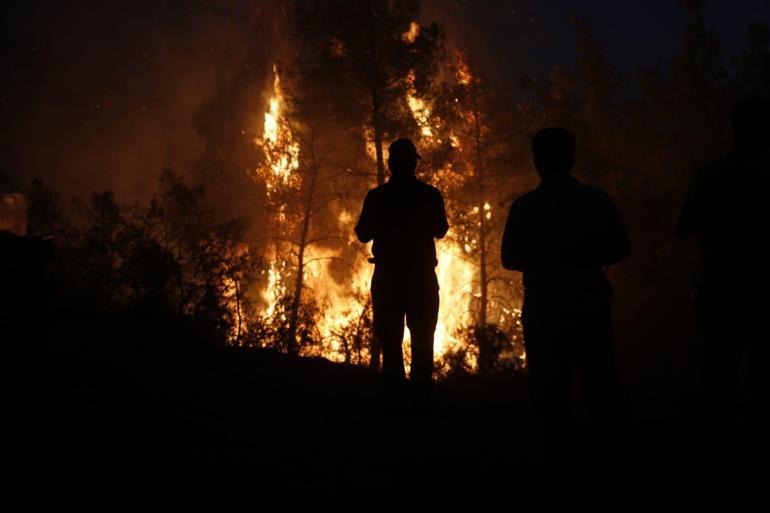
[433,190,449,239]
[355,191,376,243]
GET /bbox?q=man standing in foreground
[355,138,449,403]
[501,128,629,427]
[677,97,770,425]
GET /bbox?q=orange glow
[405,70,434,139]
[247,59,517,375]
[329,37,345,58]
[433,240,475,365]
[302,234,373,361]
[221,243,250,342]
[255,65,300,195]
[455,51,473,86]
[402,21,420,43]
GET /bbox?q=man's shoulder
[683,155,736,198]
[371,179,443,201]
[519,177,611,202]
[413,179,442,195]
[503,190,539,226]
[516,179,608,202]
[403,179,444,201]
[698,152,770,179]
[512,188,538,208]
[694,154,738,182]
[366,183,391,199]
[580,182,613,202]
[554,177,612,206]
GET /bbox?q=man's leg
[740,300,767,426]
[372,270,407,392]
[522,299,573,427]
[405,272,439,391]
[747,332,768,427]
[699,294,741,425]
[571,299,626,427]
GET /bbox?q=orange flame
[402,21,420,44]
[405,70,434,139]
[249,59,501,374]
[256,65,300,195]
[455,51,473,86]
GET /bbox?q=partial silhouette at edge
[677,97,770,427]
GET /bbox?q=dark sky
[431,0,770,75]
[1,0,768,200]
[1,1,270,199]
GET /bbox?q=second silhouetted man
[502,127,629,428]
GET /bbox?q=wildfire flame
[303,218,373,359]
[455,51,473,86]
[402,21,420,44]
[406,70,434,139]
[249,59,518,374]
[254,65,375,361]
[262,258,288,320]
[257,64,300,195]
[433,241,475,362]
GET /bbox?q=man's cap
[388,137,421,160]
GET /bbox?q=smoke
[0,0,274,203]
[2,0,759,203]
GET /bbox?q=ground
[35,312,765,501]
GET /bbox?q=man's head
[732,97,770,155]
[387,138,420,179]
[531,127,575,179]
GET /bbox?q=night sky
[1,0,768,199]
[438,0,770,73]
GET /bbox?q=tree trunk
[473,107,488,328]
[233,277,243,343]
[287,132,319,355]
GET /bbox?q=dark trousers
[522,294,625,427]
[697,292,768,424]
[371,267,439,390]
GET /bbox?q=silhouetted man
[677,97,770,424]
[355,138,448,402]
[501,128,629,427]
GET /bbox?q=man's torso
[365,178,443,272]
[513,176,618,303]
[686,153,770,293]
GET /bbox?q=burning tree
[290,0,443,368]
[425,51,528,375]
[246,1,528,376]
[296,0,442,184]
[251,63,375,360]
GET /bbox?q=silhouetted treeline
[27,169,258,343]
